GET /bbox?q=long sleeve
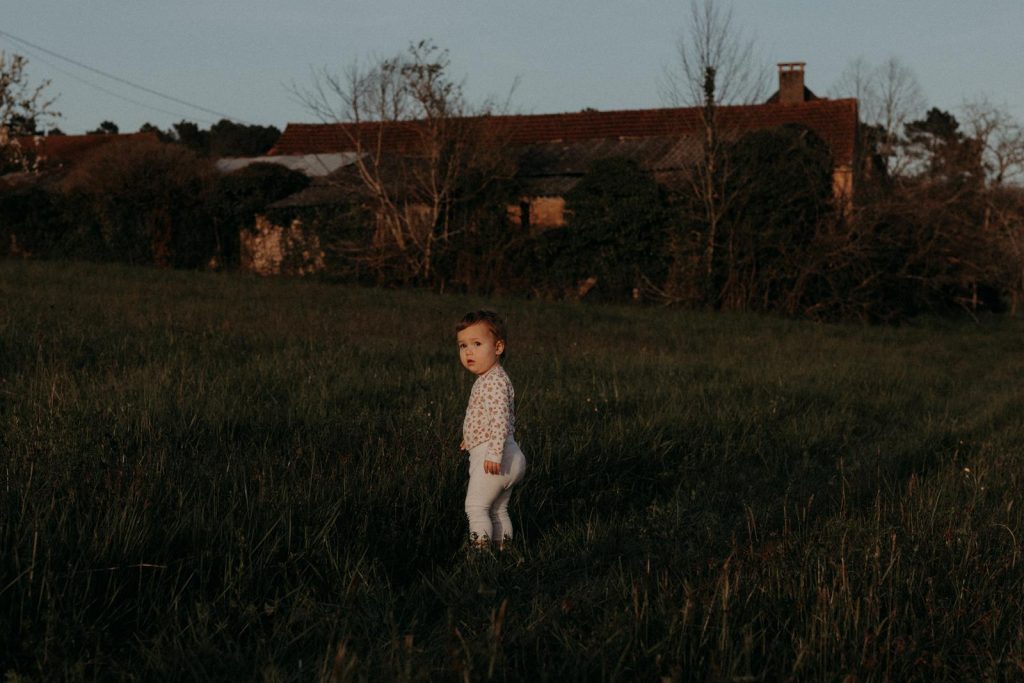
[482,375,512,463]
[462,365,516,464]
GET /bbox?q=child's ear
[495,340,505,356]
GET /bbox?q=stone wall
[240,214,325,276]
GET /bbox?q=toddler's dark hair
[456,310,508,361]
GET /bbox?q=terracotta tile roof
[269,99,858,167]
[516,136,696,177]
[17,132,160,170]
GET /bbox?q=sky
[3,0,1023,135]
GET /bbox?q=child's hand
[459,440,466,451]
[484,460,501,475]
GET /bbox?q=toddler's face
[457,322,504,376]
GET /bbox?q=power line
[0,28,251,124]
[0,38,219,127]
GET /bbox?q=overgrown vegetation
[2,37,1023,321]
[2,261,1023,680]
[60,138,215,267]
[2,104,1022,322]
[0,145,309,269]
[540,157,673,301]
[210,163,312,267]
[292,39,518,284]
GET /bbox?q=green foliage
[903,108,985,189]
[3,261,1023,679]
[539,157,673,300]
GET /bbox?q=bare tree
[830,56,925,175]
[660,0,770,108]
[1,51,60,171]
[829,57,877,117]
[959,99,1024,313]
[875,58,925,171]
[292,40,514,283]
[961,97,1024,188]
[659,0,769,305]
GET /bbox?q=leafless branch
[659,0,769,108]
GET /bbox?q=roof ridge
[269,100,859,165]
[276,97,859,129]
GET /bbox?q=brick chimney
[777,62,806,104]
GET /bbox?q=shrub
[0,184,71,257]
[537,157,673,301]
[210,163,310,267]
[61,139,216,267]
[841,183,1009,321]
[668,125,837,313]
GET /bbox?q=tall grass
[2,260,1023,681]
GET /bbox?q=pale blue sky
[4,1,1023,134]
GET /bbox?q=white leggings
[465,438,527,544]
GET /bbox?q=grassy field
[2,260,1023,681]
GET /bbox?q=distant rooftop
[270,98,857,169]
[13,132,160,170]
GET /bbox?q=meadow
[2,260,1023,681]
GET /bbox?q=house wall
[506,196,566,231]
[240,214,325,276]
[832,164,854,216]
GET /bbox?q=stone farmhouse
[244,63,859,274]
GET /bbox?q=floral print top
[462,363,516,463]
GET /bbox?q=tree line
[91,119,281,159]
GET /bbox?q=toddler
[457,310,527,549]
